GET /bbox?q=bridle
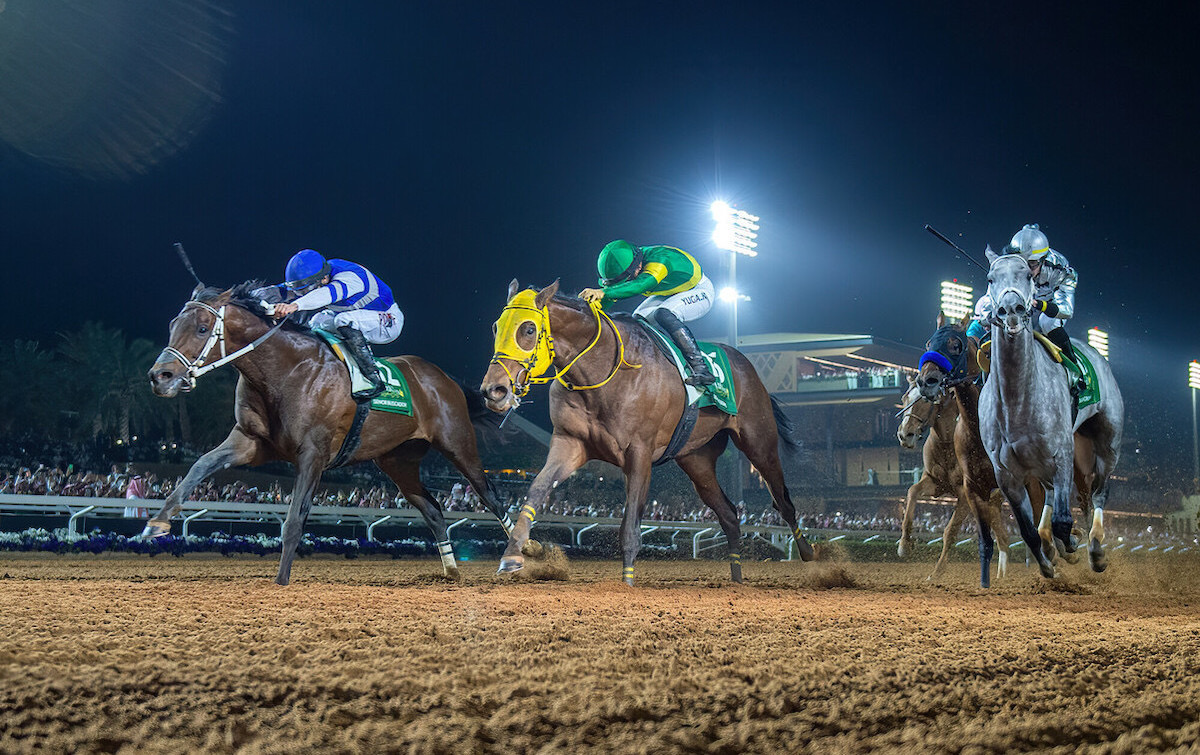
[490,293,640,405]
[158,299,286,389]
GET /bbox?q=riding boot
[337,325,384,401]
[1046,326,1085,421]
[653,309,716,387]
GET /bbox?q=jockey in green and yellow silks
[579,240,717,386]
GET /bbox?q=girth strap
[327,401,370,469]
[654,402,699,466]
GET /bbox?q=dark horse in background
[480,279,815,586]
[146,281,513,585]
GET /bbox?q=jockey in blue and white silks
[268,249,403,399]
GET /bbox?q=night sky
[2,2,1197,473]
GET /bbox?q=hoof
[443,566,462,581]
[795,535,816,562]
[1036,560,1058,580]
[623,576,635,587]
[1089,540,1108,573]
[141,520,171,539]
[1054,538,1081,564]
[897,539,911,558]
[497,555,525,574]
[730,564,743,584]
[1052,523,1078,553]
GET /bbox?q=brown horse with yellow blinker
[480,279,815,585]
[145,282,514,585]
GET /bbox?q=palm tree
[0,339,60,436]
[58,322,172,443]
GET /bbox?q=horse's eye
[198,324,208,335]
[987,275,994,283]
[523,323,536,336]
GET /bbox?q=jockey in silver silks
[264,249,404,400]
[967,224,1086,401]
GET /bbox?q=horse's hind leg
[733,420,815,562]
[677,435,745,584]
[276,446,324,586]
[433,419,515,536]
[985,490,1009,579]
[377,442,459,578]
[143,426,265,537]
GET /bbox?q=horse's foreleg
[899,475,936,558]
[617,451,654,586]
[142,427,263,538]
[929,494,968,580]
[977,516,995,589]
[986,490,1009,579]
[498,437,586,575]
[677,440,744,584]
[1051,459,1079,555]
[275,449,323,586]
[999,471,1056,579]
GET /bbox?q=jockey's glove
[1036,300,1060,318]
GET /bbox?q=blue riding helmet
[285,249,332,291]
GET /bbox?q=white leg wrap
[436,540,456,571]
[1091,507,1104,543]
[998,550,1008,578]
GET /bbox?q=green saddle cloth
[1063,348,1100,411]
[636,317,737,415]
[312,330,414,416]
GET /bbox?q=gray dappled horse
[896,375,1009,583]
[979,251,1124,575]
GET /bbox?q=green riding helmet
[597,240,644,285]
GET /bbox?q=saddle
[310,330,414,416]
[977,334,1099,411]
[634,317,737,415]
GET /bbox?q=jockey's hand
[579,288,605,304]
[273,302,299,318]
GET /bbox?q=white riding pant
[310,303,404,345]
[632,275,714,323]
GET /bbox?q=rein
[161,300,287,387]
[491,297,640,400]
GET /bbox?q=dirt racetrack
[2,551,1199,753]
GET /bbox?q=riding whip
[924,225,989,273]
[174,241,205,288]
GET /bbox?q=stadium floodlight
[939,280,973,321]
[711,200,759,510]
[1088,328,1109,359]
[711,201,759,257]
[719,287,750,303]
[1191,361,1200,486]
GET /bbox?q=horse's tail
[771,395,802,454]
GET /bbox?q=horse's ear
[507,278,521,302]
[535,278,560,309]
[985,244,999,265]
[936,310,946,328]
[958,312,972,331]
[190,283,205,301]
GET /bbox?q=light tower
[940,280,972,321]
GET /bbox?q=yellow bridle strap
[490,293,640,394]
[552,302,640,391]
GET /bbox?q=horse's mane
[225,280,309,333]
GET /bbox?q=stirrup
[684,366,717,387]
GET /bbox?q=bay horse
[479,279,815,585]
[896,375,1010,582]
[145,282,514,585]
[978,250,1124,574]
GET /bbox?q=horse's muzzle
[148,361,191,398]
